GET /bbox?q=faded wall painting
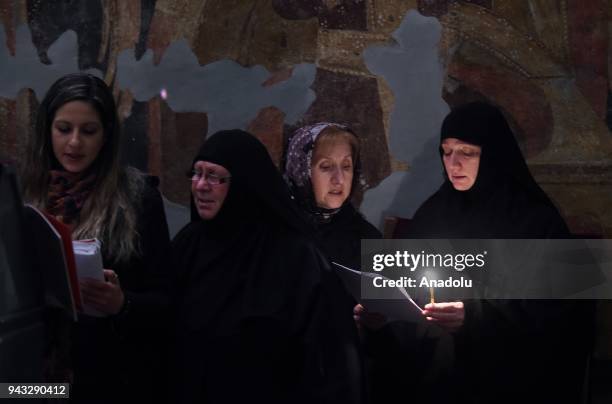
[2,0,611,237]
[1,0,612,365]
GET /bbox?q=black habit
[402,102,594,404]
[171,130,364,404]
[314,204,382,270]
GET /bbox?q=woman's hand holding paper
[353,304,388,331]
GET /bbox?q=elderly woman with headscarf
[403,101,594,404]
[284,122,382,270]
[284,123,454,404]
[171,130,365,404]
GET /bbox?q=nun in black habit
[171,130,364,404]
[408,101,569,239]
[403,101,594,404]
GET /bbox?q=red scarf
[46,170,96,227]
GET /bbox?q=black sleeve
[363,321,455,404]
[265,237,366,404]
[114,179,172,334]
[296,243,365,404]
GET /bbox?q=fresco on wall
[360,10,448,228]
[116,40,317,135]
[2,0,610,236]
[3,0,612,376]
[1,0,612,365]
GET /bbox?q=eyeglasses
[189,170,231,185]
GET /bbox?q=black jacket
[70,176,171,403]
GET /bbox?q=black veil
[172,130,364,404]
[404,102,592,404]
[409,101,568,238]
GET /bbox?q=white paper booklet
[73,239,105,317]
[73,239,104,280]
[332,261,424,323]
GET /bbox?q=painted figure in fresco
[21,72,171,403]
[403,101,594,404]
[171,129,364,404]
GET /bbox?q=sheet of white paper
[332,262,423,323]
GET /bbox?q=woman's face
[311,137,353,209]
[191,160,231,220]
[51,101,105,174]
[441,138,482,191]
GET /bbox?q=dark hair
[22,73,142,263]
[36,73,119,176]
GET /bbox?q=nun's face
[191,161,231,220]
[311,137,354,209]
[441,138,481,191]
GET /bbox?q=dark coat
[315,204,382,271]
[70,176,171,403]
[171,130,364,404]
[402,102,594,404]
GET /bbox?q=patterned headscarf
[284,122,359,223]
